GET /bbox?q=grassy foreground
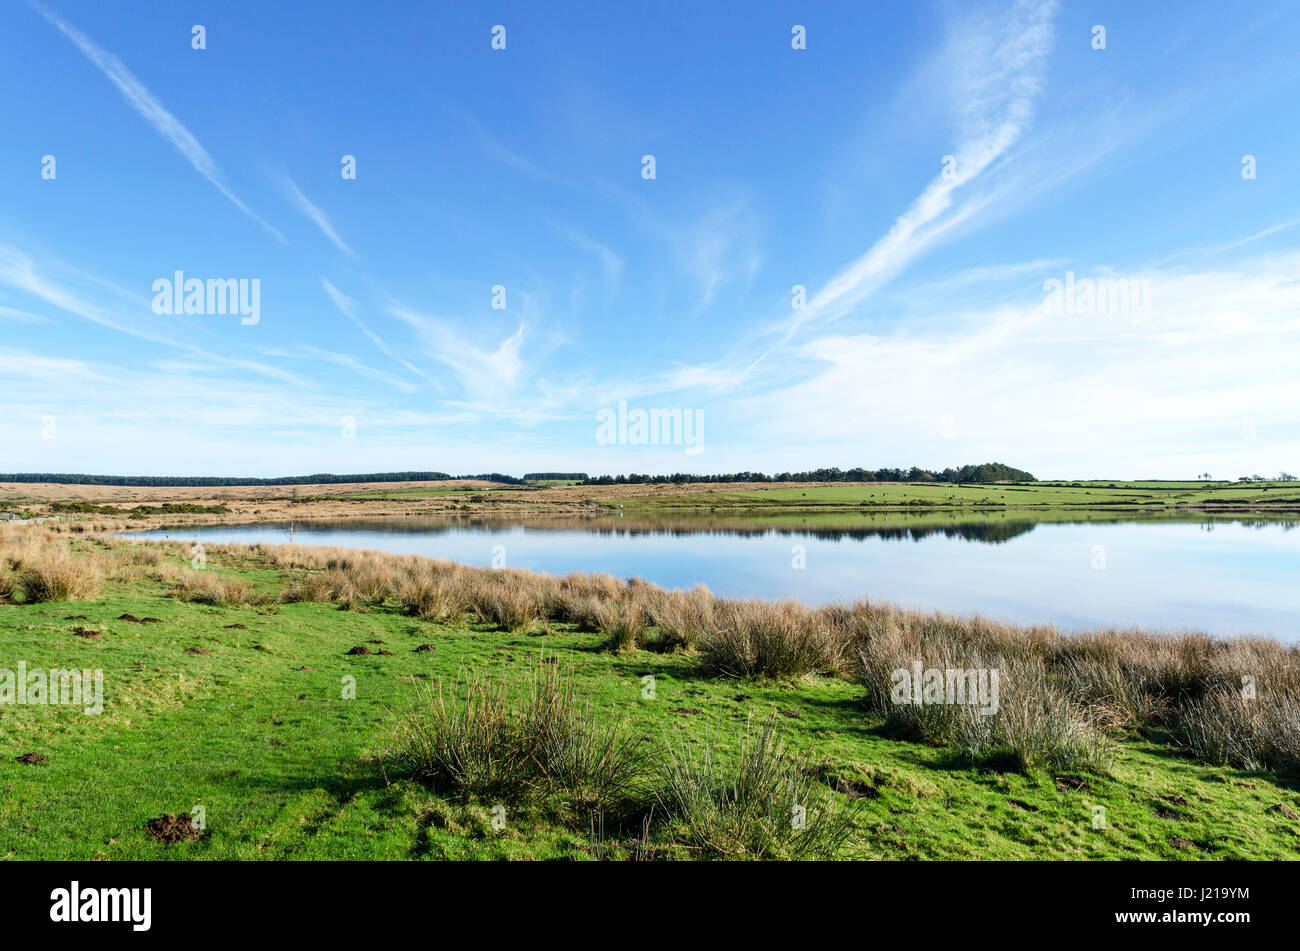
[2,530,1299,860]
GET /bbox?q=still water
[131,513,1300,639]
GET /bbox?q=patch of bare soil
[413,644,435,652]
[71,627,102,639]
[345,645,372,655]
[1054,775,1093,793]
[186,647,210,655]
[16,753,49,764]
[143,814,201,844]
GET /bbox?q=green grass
[2,547,1299,860]
[616,480,1300,514]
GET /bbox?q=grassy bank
[610,480,1300,515]
[2,525,1299,860]
[8,478,1300,537]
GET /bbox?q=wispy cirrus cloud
[0,304,52,324]
[387,301,525,398]
[320,279,437,385]
[29,1,284,243]
[279,174,354,257]
[784,0,1059,340]
[551,223,624,288]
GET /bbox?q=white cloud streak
[281,175,354,256]
[30,1,284,243]
[786,0,1059,339]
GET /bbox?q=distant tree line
[580,462,1036,486]
[0,471,527,487]
[1238,472,1297,483]
[0,463,1035,488]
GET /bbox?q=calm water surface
[131,514,1300,640]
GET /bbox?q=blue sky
[2,0,1299,478]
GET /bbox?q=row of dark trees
[0,463,1035,488]
[1238,472,1298,482]
[0,471,526,487]
[580,462,1036,486]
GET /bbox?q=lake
[129,513,1300,640]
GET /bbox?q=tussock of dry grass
[172,570,265,607]
[702,599,846,679]
[646,585,714,651]
[0,567,17,603]
[0,526,102,601]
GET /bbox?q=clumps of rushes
[1175,684,1300,775]
[700,599,846,680]
[646,585,714,652]
[467,570,550,632]
[0,568,16,604]
[171,570,265,607]
[597,594,649,653]
[384,659,653,814]
[279,568,369,609]
[15,543,102,602]
[394,563,470,622]
[857,627,1112,773]
[552,572,624,631]
[1050,629,1217,731]
[659,712,857,859]
[554,592,606,632]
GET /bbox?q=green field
[3,540,1298,860]
[617,480,1300,514]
